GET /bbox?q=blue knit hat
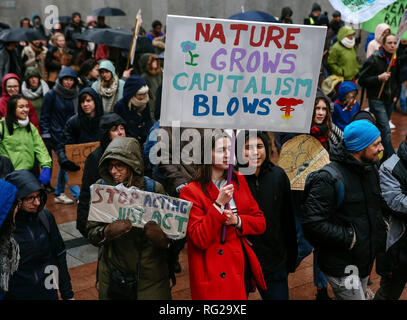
[344,120,381,152]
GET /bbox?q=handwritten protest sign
[160,15,326,133]
[88,184,192,240]
[65,142,100,185]
[362,0,407,39]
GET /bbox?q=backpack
[304,162,345,209]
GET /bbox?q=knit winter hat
[312,3,322,12]
[123,75,148,103]
[332,10,341,18]
[344,120,380,152]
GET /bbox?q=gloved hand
[39,167,51,185]
[104,220,132,241]
[60,159,80,172]
[144,221,170,248]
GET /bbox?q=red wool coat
[180,171,267,300]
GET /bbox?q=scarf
[311,124,329,150]
[0,234,20,293]
[379,47,396,67]
[53,80,79,113]
[334,99,355,112]
[98,75,119,113]
[128,95,149,113]
[17,117,29,127]
[341,37,355,49]
[21,80,49,100]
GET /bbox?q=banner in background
[362,0,407,38]
[329,0,396,24]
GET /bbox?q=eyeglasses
[23,194,42,204]
[108,162,126,171]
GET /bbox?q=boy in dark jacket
[40,67,80,204]
[5,170,73,300]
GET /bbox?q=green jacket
[0,120,51,170]
[327,27,360,81]
[86,137,171,300]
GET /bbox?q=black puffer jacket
[302,141,384,277]
[56,87,104,163]
[76,113,127,237]
[358,49,401,105]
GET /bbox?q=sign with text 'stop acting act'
[161,15,326,132]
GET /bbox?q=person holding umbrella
[179,131,266,299]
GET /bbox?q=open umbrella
[91,7,126,17]
[73,28,154,52]
[0,28,47,42]
[228,10,277,23]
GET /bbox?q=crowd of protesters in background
[1,2,407,302]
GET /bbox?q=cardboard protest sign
[88,184,192,240]
[161,15,326,133]
[65,142,100,185]
[277,134,330,190]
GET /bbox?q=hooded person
[332,81,360,131]
[0,73,40,131]
[4,170,74,300]
[31,14,46,37]
[139,53,162,121]
[327,26,360,81]
[236,130,298,300]
[77,113,127,237]
[40,67,80,204]
[280,7,293,24]
[86,137,172,300]
[304,2,322,25]
[0,179,19,300]
[113,75,153,145]
[55,87,104,167]
[92,60,125,113]
[366,23,391,59]
[21,67,50,120]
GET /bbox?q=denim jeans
[368,99,395,161]
[295,215,328,289]
[55,168,80,200]
[258,270,289,300]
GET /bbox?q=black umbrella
[0,28,47,42]
[91,7,126,17]
[228,10,278,23]
[74,28,154,53]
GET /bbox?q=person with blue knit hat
[332,81,360,131]
[302,120,386,300]
[0,179,19,300]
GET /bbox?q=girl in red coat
[180,132,267,300]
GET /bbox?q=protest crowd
[2,1,407,302]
